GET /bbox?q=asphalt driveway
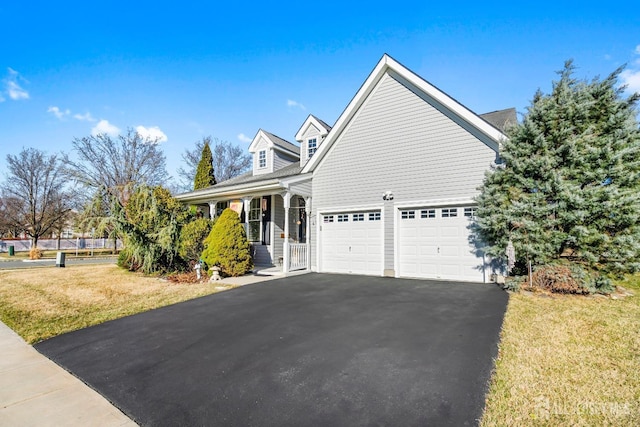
[35,273,508,426]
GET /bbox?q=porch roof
[175,163,309,203]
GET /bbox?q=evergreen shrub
[201,208,253,277]
[178,217,213,262]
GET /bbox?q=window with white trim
[258,150,266,168]
[464,207,477,218]
[442,208,458,218]
[308,138,317,158]
[337,214,349,222]
[369,212,381,221]
[401,210,415,219]
[353,213,364,221]
[421,209,436,218]
[323,215,334,223]
[247,198,261,242]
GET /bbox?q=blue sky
[1,1,639,187]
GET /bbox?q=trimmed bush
[201,208,253,277]
[178,217,213,262]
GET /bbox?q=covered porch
[176,174,312,274]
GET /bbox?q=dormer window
[258,150,266,168]
[308,138,317,159]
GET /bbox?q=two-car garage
[319,206,485,282]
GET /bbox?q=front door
[261,196,271,245]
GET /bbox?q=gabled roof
[312,115,332,133]
[479,108,517,132]
[294,114,332,141]
[302,54,508,174]
[249,129,300,157]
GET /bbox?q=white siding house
[176,54,515,282]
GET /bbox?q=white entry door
[320,211,383,275]
[398,206,484,282]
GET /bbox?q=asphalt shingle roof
[479,108,517,132]
[262,130,300,155]
[310,115,333,133]
[205,162,304,190]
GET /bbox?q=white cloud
[47,106,71,119]
[621,69,640,93]
[3,68,29,101]
[136,125,168,143]
[618,45,640,93]
[73,112,95,122]
[92,119,120,136]
[237,133,252,143]
[287,99,306,110]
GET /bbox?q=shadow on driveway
[35,273,508,426]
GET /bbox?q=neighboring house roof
[302,54,508,174]
[479,108,517,133]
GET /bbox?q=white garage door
[320,211,383,275]
[398,206,484,282]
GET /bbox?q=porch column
[207,200,217,220]
[305,197,311,271]
[242,197,252,234]
[282,191,292,274]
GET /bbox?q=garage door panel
[440,246,460,257]
[321,211,382,275]
[440,226,461,238]
[419,227,437,238]
[418,263,438,277]
[399,207,484,282]
[419,244,438,256]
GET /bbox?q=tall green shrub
[114,185,190,274]
[201,208,253,277]
[194,142,216,190]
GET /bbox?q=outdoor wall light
[382,191,394,201]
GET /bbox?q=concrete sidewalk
[0,321,137,426]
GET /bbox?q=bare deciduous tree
[1,148,72,247]
[177,136,251,192]
[0,196,24,238]
[65,128,168,204]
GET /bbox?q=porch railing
[289,243,308,271]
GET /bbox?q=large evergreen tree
[474,61,640,277]
[193,141,216,190]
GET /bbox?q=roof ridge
[309,114,333,132]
